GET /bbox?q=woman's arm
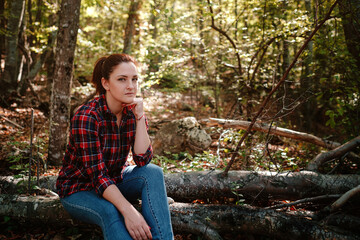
[128,98,151,155]
[103,184,152,240]
[133,116,151,154]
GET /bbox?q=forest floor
[0,88,324,239]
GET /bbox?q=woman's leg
[60,190,132,240]
[118,163,174,240]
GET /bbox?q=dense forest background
[1,0,359,139]
[0,0,360,239]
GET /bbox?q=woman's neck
[105,93,123,121]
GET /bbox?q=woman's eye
[118,78,126,81]
[132,78,138,82]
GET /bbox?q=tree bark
[164,170,360,202]
[2,170,360,203]
[339,0,360,70]
[123,0,142,54]
[0,0,5,61]
[307,135,360,171]
[205,118,341,149]
[48,0,81,165]
[0,0,26,102]
[300,0,316,132]
[0,195,359,240]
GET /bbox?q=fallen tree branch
[205,118,340,149]
[328,185,360,213]
[0,195,358,239]
[0,114,24,129]
[307,136,360,171]
[265,194,341,210]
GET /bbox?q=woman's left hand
[124,98,144,120]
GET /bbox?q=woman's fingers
[144,225,153,239]
[123,98,144,119]
[130,227,152,240]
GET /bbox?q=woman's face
[102,61,138,105]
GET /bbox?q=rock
[152,117,212,156]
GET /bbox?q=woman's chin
[121,97,135,105]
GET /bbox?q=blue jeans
[60,164,174,240]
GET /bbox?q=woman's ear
[101,77,110,91]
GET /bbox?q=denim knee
[144,163,164,180]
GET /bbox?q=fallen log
[205,118,340,149]
[0,194,359,240]
[171,202,360,240]
[164,170,360,202]
[2,170,360,203]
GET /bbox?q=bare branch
[266,194,341,210]
[207,0,242,75]
[307,135,360,171]
[328,185,360,212]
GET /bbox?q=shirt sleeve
[132,116,153,166]
[72,112,115,196]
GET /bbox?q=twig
[0,115,24,129]
[265,194,341,210]
[223,0,340,175]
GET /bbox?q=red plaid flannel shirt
[56,94,153,198]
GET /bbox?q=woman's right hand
[123,205,152,240]
[103,185,152,240]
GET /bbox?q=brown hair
[91,53,137,94]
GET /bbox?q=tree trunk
[300,0,316,132]
[123,0,142,54]
[339,0,360,70]
[0,195,359,240]
[0,0,6,62]
[149,0,159,40]
[48,0,81,165]
[0,0,26,104]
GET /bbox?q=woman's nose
[127,80,134,89]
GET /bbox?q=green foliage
[4,132,48,193]
[153,150,220,173]
[5,139,30,176]
[231,183,246,205]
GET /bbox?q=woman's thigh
[60,190,113,225]
[60,190,132,240]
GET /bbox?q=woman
[56,53,174,240]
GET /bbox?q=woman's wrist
[136,113,144,121]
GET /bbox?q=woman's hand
[123,205,152,240]
[103,185,152,239]
[124,97,144,120]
